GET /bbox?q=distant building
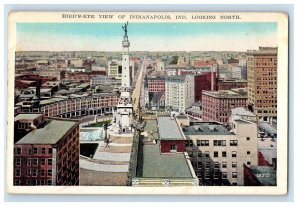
[183,119,258,186]
[230,107,256,122]
[90,76,112,87]
[202,88,248,123]
[194,72,217,102]
[14,118,80,186]
[217,78,248,91]
[16,93,119,118]
[165,75,195,113]
[247,47,277,124]
[177,55,190,67]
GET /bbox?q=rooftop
[249,166,277,186]
[157,116,185,140]
[16,119,77,145]
[183,122,233,136]
[231,107,256,117]
[14,113,43,121]
[202,88,247,99]
[141,144,193,178]
[143,120,159,140]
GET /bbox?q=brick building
[217,78,248,91]
[14,118,80,186]
[202,88,248,123]
[194,72,217,102]
[247,47,277,124]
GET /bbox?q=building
[16,93,119,118]
[217,78,248,91]
[14,118,80,186]
[165,75,195,113]
[230,107,256,122]
[132,117,198,186]
[247,47,277,124]
[144,76,166,109]
[90,76,112,87]
[202,88,248,123]
[177,55,190,67]
[183,119,258,186]
[194,72,217,102]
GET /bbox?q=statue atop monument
[122,21,128,36]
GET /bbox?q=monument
[109,22,134,136]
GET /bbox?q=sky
[16,22,277,52]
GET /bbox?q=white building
[183,119,258,186]
[165,75,195,113]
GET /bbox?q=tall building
[183,119,258,186]
[194,72,217,102]
[202,88,248,123]
[247,47,277,123]
[14,116,80,186]
[165,75,195,113]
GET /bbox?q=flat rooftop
[14,113,43,121]
[143,120,159,140]
[141,144,193,178]
[183,122,233,136]
[202,89,247,99]
[249,166,277,186]
[16,120,77,145]
[157,116,184,140]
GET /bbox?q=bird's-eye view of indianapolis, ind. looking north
[12,21,278,187]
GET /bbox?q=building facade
[202,88,248,123]
[183,119,258,186]
[165,75,195,113]
[194,72,217,102]
[247,47,277,123]
[14,118,80,186]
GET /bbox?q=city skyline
[17,22,277,52]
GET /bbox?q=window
[247,161,251,166]
[232,162,237,168]
[232,151,237,158]
[197,161,202,169]
[232,172,237,178]
[197,151,202,158]
[222,151,227,157]
[230,140,238,146]
[247,151,251,155]
[40,170,45,177]
[205,151,209,158]
[200,140,209,146]
[32,169,38,177]
[204,172,210,179]
[213,140,226,146]
[47,180,52,185]
[33,158,38,166]
[197,140,201,146]
[170,144,177,152]
[47,170,52,177]
[15,158,21,166]
[15,148,22,155]
[222,172,227,179]
[232,182,237,186]
[41,158,46,165]
[27,169,32,177]
[42,148,46,154]
[15,169,21,177]
[214,151,218,158]
[15,180,21,185]
[48,148,53,154]
[247,137,250,141]
[33,147,38,154]
[28,148,32,155]
[214,162,220,169]
[222,162,227,168]
[205,162,210,169]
